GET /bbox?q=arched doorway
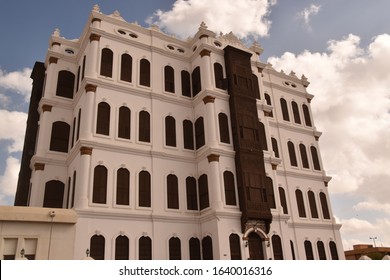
[248,232,264,260]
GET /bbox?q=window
[218,113,230,144]
[280,98,290,121]
[71,117,76,148]
[189,237,201,260]
[66,177,71,208]
[49,121,70,153]
[93,165,107,204]
[272,235,284,260]
[164,65,175,93]
[259,121,268,150]
[186,176,198,210]
[304,240,314,260]
[265,93,273,117]
[56,70,75,99]
[71,171,76,208]
[90,235,105,260]
[192,66,201,97]
[302,104,312,127]
[223,171,236,206]
[167,174,179,209]
[165,116,176,147]
[183,120,194,150]
[181,70,191,97]
[288,141,298,167]
[271,137,279,158]
[299,144,310,168]
[202,236,213,260]
[76,66,80,92]
[265,176,276,208]
[139,171,151,207]
[317,241,326,260]
[81,55,86,81]
[311,146,321,170]
[278,187,288,214]
[169,237,181,260]
[195,117,205,149]
[76,109,81,141]
[139,58,150,87]
[138,111,150,142]
[100,48,113,77]
[120,54,132,82]
[295,189,306,218]
[116,168,130,205]
[118,106,131,139]
[290,240,296,260]
[3,238,17,260]
[229,234,242,260]
[198,174,209,210]
[115,235,129,260]
[308,190,319,218]
[43,180,64,208]
[292,101,301,124]
[139,236,152,260]
[214,63,224,89]
[329,241,339,260]
[96,102,110,136]
[320,192,330,219]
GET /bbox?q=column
[207,154,223,211]
[203,96,218,148]
[200,49,213,90]
[35,105,53,156]
[29,163,45,207]
[80,84,97,140]
[74,146,93,209]
[86,34,100,79]
[44,57,58,98]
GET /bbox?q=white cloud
[0,156,20,205]
[297,4,321,31]
[0,109,28,153]
[147,0,276,39]
[0,67,32,102]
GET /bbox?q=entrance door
[248,232,264,260]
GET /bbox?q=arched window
[186,177,198,210]
[311,146,321,170]
[229,234,241,260]
[181,70,191,97]
[138,111,150,142]
[169,237,181,260]
[118,106,131,139]
[100,48,113,77]
[120,53,132,82]
[308,190,319,218]
[272,235,284,260]
[292,101,301,124]
[288,141,298,167]
[167,174,179,209]
[56,70,75,99]
[139,236,152,260]
[183,120,194,150]
[317,241,326,260]
[329,241,339,260]
[93,165,107,204]
[265,93,273,117]
[259,121,268,150]
[214,62,224,89]
[271,137,279,158]
[265,176,276,208]
[116,168,130,206]
[71,117,76,148]
[165,116,176,147]
[76,66,80,92]
[49,121,70,153]
[164,65,175,93]
[278,187,288,214]
[76,109,81,141]
[299,144,310,168]
[139,171,151,207]
[202,236,213,260]
[90,235,105,260]
[189,237,201,260]
[71,171,76,208]
[115,235,129,260]
[280,98,290,121]
[302,104,312,127]
[223,171,236,206]
[81,55,86,81]
[198,174,209,210]
[218,113,230,144]
[192,66,201,97]
[195,117,205,149]
[96,102,110,136]
[290,240,296,260]
[66,177,71,209]
[304,240,314,260]
[252,74,260,99]
[320,192,330,219]
[295,189,306,218]
[43,180,64,208]
[139,58,150,87]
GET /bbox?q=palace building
[6,6,343,260]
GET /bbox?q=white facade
[12,6,343,260]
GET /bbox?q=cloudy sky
[0,0,389,250]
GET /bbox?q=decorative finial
[93,4,100,12]
[200,21,208,29]
[289,70,297,78]
[53,28,60,37]
[113,10,121,17]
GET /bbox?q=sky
[0,0,389,251]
